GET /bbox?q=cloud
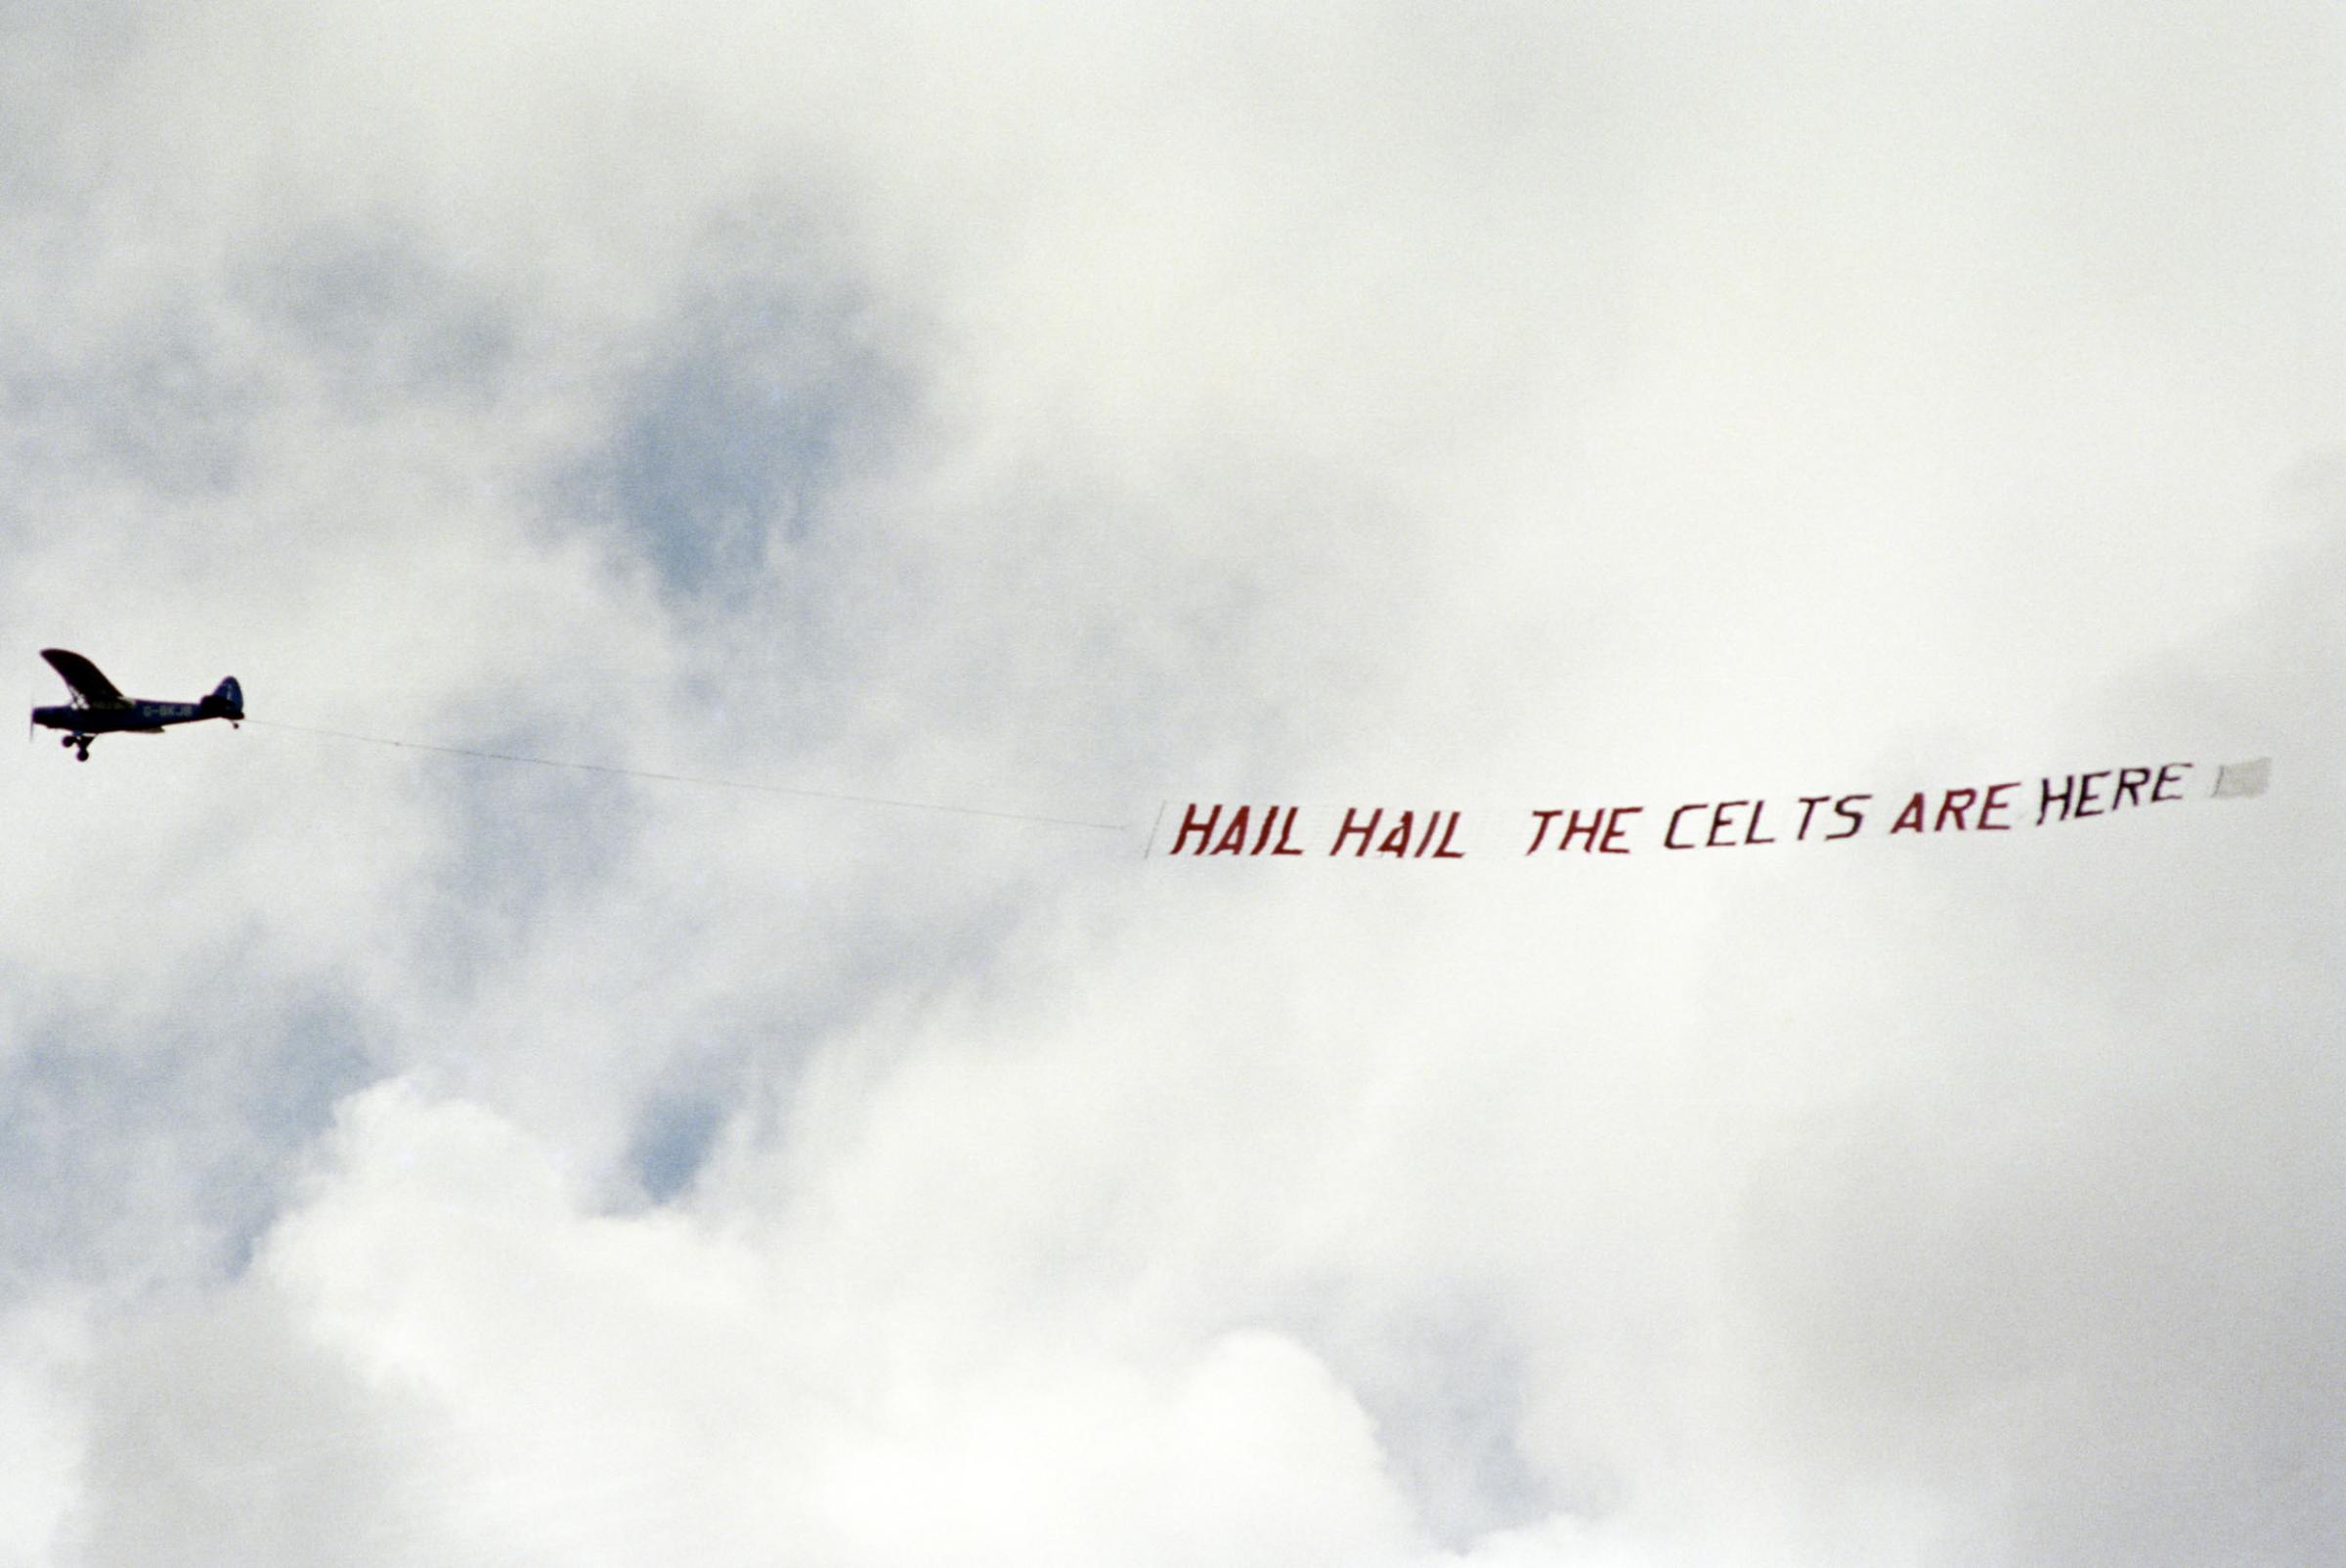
[2,1,2340,1562]
[61,1083,1433,1565]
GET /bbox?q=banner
[1153,759,2271,861]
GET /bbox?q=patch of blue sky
[563,264,912,606]
[598,864,1051,1211]
[627,1087,724,1205]
[1287,1289,1564,1550]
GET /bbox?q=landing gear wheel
[60,734,72,749]
[72,737,90,762]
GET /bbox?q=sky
[1,3,2340,1563]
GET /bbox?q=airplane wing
[41,648,130,709]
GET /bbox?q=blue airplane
[32,649,241,761]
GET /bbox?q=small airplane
[31,649,242,761]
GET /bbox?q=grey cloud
[568,223,911,604]
[238,223,518,415]
[0,987,375,1295]
[71,1285,436,1568]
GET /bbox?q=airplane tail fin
[204,676,243,720]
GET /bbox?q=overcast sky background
[1,4,2340,1564]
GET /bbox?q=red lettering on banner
[1558,807,1605,852]
[1429,812,1467,859]
[2074,769,2110,817]
[1375,812,1416,858]
[1211,807,1253,854]
[1411,812,1445,857]
[1248,808,1280,855]
[2038,764,2201,825]
[1829,795,1869,839]
[1167,760,2231,868]
[1890,792,1927,834]
[1171,803,1220,856]
[1598,806,1641,853]
[1531,806,1640,855]
[1270,806,1304,855]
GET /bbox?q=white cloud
[68,1083,1431,1565]
[3,1,2340,1562]
[0,1295,89,1567]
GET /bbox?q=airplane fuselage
[32,698,221,736]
